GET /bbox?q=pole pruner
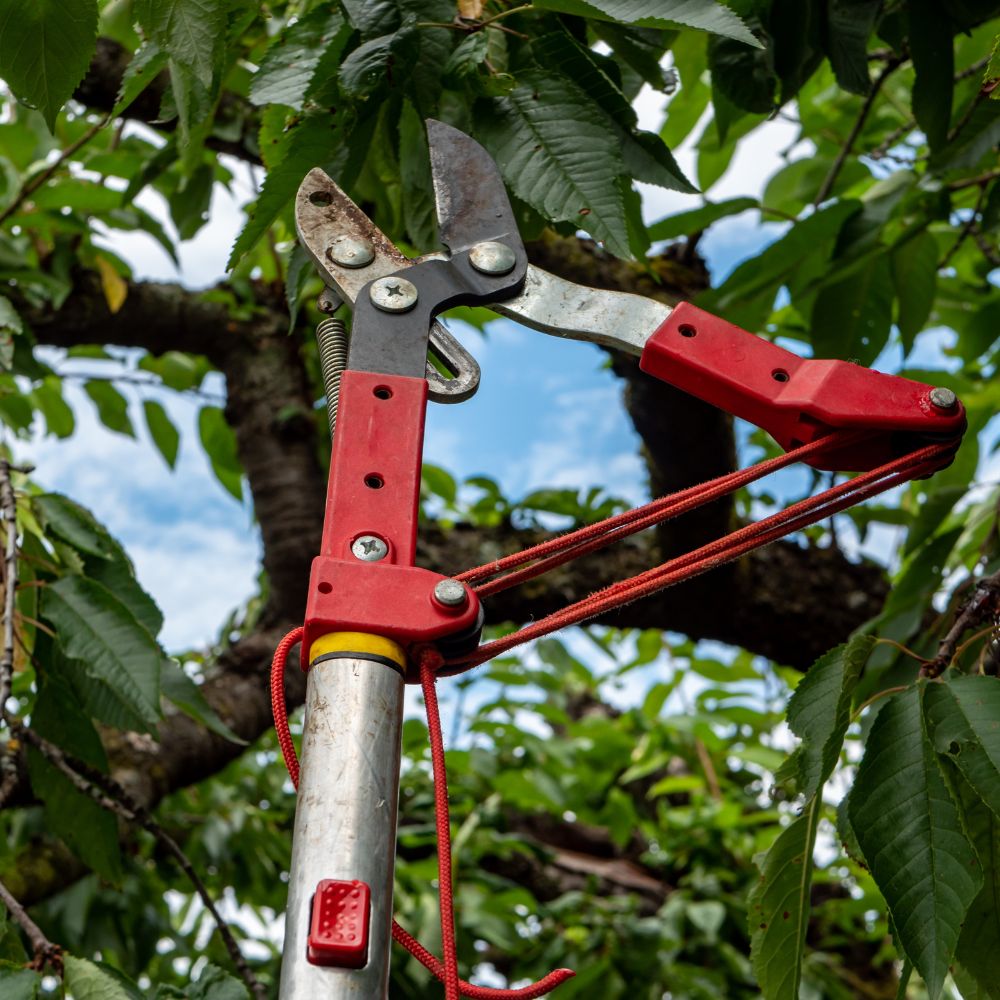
[272,122,966,999]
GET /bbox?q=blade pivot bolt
[433,579,468,608]
[352,535,388,561]
[929,387,957,411]
[469,241,516,276]
[327,235,375,269]
[370,277,418,313]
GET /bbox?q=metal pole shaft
[279,657,404,998]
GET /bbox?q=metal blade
[427,119,521,252]
[295,168,481,402]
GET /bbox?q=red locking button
[307,879,371,968]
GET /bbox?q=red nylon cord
[449,439,949,670]
[271,432,951,996]
[270,634,575,998]
[457,432,855,593]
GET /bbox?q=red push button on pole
[307,879,371,968]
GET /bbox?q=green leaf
[531,0,761,48]
[111,42,168,117]
[891,231,938,353]
[187,963,249,1000]
[167,58,218,171]
[824,0,879,95]
[849,685,982,999]
[810,252,894,366]
[648,197,757,241]
[422,463,457,505]
[134,0,224,87]
[198,405,243,500]
[285,242,314,333]
[34,492,115,559]
[31,378,74,438]
[708,27,775,117]
[931,99,1000,172]
[43,575,163,731]
[475,70,630,258]
[143,399,180,469]
[953,782,1000,1000]
[0,965,40,1000]
[0,295,22,370]
[0,0,99,130]
[620,130,695,192]
[27,735,122,882]
[399,99,437,250]
[84,380,135,437]
[925,675,1000,819]
[249,9,347,110]
[64,956,143,1000]
[785,635,874,800]
[910,0,955,151]
[338,26,417,98]
[228,114,337,268]
[747,796,821,1000]
[707,200,861,314]
[169,161,214,240]
[160,658,246,744]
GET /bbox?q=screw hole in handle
[772,369,790,383]
[678,324,697,338]
[364,474,385,489]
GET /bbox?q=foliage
[0,1,997,998]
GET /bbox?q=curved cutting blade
[427,119,521,253]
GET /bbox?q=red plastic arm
[302,370,481,664]
[639,303,966,472]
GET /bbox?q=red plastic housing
[640,303,966,472]
[302,370,481,661]
[307,879,371,968]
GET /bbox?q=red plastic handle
[639,303,966,472]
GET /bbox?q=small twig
[0,461,19,717]
[921,568,1000,677]
[18,726,267,999]
[56,370,225,405]
[939,183,989,269]
[814,58,904,205]
[947,167,1000,191]
[0,115,111,227]
[0,877,61,971]
[0,461,25,808]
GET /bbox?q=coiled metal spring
[316,315,349,438]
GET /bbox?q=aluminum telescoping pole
[278,654,405,998]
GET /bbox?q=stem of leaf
[852,685,910,722]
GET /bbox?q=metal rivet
[369,277,418,313]
[326,235,375,269]
[433,579,468,607]
[352,535,388,561]
[469,241,516,276]
[929,387,958,411]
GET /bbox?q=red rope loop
[270,633,575,998]
[271,430,953,995]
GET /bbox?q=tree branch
[0,877,61,971]
[814,57,904,205]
